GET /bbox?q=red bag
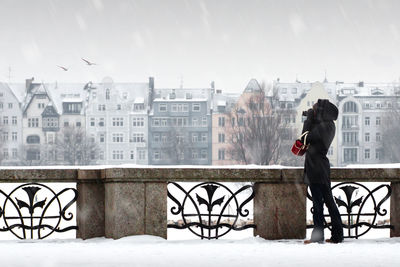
[291,131,309,156]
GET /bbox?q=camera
[302,110,308,116]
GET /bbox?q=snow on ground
[1,235,399,267]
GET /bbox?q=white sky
[1,0,400,92]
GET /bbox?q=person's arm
[301,109,314,134]
[304,123,323,145]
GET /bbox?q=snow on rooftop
[217,100,226,106]
[0,235,399,267]
[134,97,145,103]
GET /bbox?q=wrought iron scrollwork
[167,182,255,239]
[0,183,78,239]
[307,182,393,238]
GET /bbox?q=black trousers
[309,183,343,242]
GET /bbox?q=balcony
[0,167,399,240]
[342,141,359,146]
[342,124,359,130]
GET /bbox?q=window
[343,101,358,113]
[192,133,198,143]
[376,117,381,126]
[76,121,81,127]
[342,116,358,129]
[12,148,18,159]
[12,132,17,141]
[172,117,188,127]
[3,116,8,125]
[191,150,198,159]
[342,132,358,145]
[192,117,199,126]
[0,102,3,109]
[99,151,104,160]
[12,116,17,125]
[376,149,383,160]
[153,133,160,142]
[106,89,110,100]
[192,103,201,112]
[112,117,124,126]
[201,133,207,142]
[99,118,105,127]
[161,119,167,126]
[364,102,370,109]
[202,117,207,126]
[100,133,105,143]
[201,149,207,159]
[2,132,8,141]
[123,92,128,99]
[365,149,370,159]
[117,104,121,110]
[344,148,357,163]
[171,104,189,112]
[376,102,382,109]
[98,104,106,111]
[132,117,144,127]
[134,103,144,111]
[131,133,145,143]
[218,133,225,143]
[218,117,225,127]
[37,103,45,109]
[130,151,135,160]
[112,150,123,160]
[112,133,124,143]
[28,118,39,127]
[64,121,69,127]
[3,149,8,160]
[161,133,168,143]
[291,88,297,94]
[365,133,370,142]
[281,88,287,94]
[27,150,40,160]
[218,149,225,160]
[90,118,95,126]
[8,103,13,109]
[154,151,160,160]
[159,104,167,112]
[138,150,146,160]
[365,117,370,126]
[376,132,381,142]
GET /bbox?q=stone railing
[0,166,399,240]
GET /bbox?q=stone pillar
[104,181,167,239]
[254,182,307,239]
[391,182,400,237]
[76,170,105,239]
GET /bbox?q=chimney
[148,77,155,110]
[25,77,34,93]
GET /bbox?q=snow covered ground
[1,235,400,267]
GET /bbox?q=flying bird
[57,65,68,71]
[81,58,97,66]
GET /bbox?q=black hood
[315,99,338,121]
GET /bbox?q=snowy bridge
[0,166,399,240]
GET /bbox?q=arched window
[27,135,40,144]
[343,101,358,113]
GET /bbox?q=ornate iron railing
[0,183,78,239]
[167,182,255,239]
[307,182,393,238]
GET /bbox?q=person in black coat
[302,99,343,244]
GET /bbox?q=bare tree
[225,84,292,165]
[54,126,99,165]
[382,105,400,162]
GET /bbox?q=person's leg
[309,184,325,242]
[321,184,343,242]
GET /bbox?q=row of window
[152,117,208,127]
[1,132,18,142]
[2,148,18,160]
[342,132,382,144]
[1,116,18,125]
[343,148,383,162]
[152,149,208,160]
[0,102,14,109]
[152,132,208,143]
[89,117,145,127]
[97,103,145,111]
[158,103,202,112]
[109,150,146,160]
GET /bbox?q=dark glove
[302,108,314,133]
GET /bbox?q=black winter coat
[302,99,338,185]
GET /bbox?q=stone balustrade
[1,166,399,239]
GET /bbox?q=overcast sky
[1,0,400,92]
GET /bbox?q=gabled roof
[42,104,59,117]
[243,79,262,93]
